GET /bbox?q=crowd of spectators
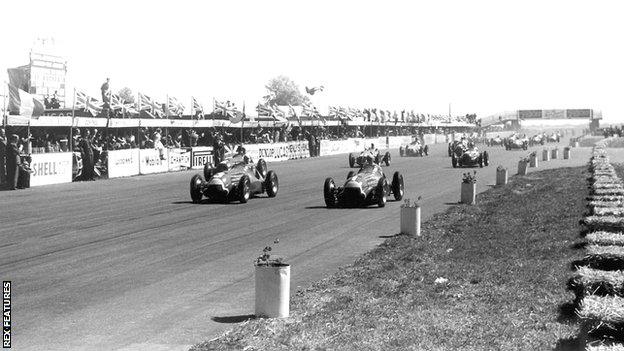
[602,126,624,138]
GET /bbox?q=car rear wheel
[424,145,429,156]
[348,153,355,168]
[190,174,204,204]
[391,171,404,201]
[265,170,278,197]
[376,178,387,207]
[237,175,251,203]
[346,171,355,180]
[324,177,337,208]
[483,151,489,166]
[452,155,458,168]
[384,152,391,166]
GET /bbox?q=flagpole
[2,83,6,129]
[70,88,76,152]
[240,101,245,145]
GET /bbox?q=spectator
[50,91,61,109]
[79,129,95,181]
[5,134,20,190]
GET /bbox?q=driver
[235,145,251,164]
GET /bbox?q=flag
[256,102,287,122]
[110,94,138,115]
[229,103,245,124]
[75,89,103,116]
[192,97,204,118]
[215,100,241,121]
[288,104,301,125]
[138,93,164,118]
[166,96,185,117]
[8,84,44,118]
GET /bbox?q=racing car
[528,134,545,147]
[324,163,404,208]
[485,136,504,147]
[399,139,429,157]
[504,136,529,150]
[546,132,561,143]
[348,146,391,168]
[451,144,489,168]
[189,154,278,203]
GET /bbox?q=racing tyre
[346,171,355,180]
[203,163,214,181]
[452,155,458,168]
[324,177,338,208]
[479,154,484,168]
[523,142,528,151]
[237,175,251,203]
[399,147,404,157]
[483,151,489,166]
[424,145,429,156]
[376,178,387,208]
[190,174,204,204]
[384,152,391,166]
[348,153,355,168]
[257,159,268,178]
[265,170,279,197]
[391,171,404,201]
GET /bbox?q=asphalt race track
[0,141,593,351]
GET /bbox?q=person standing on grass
[5,134,21,190]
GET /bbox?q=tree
[264,76,309,106]
[118,87,135,104]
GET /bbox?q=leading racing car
[324,163,404,208]
[399,139,429,157]
[189,154,278,203]
[349,145,391,168]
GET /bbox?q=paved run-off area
[0,141,597,350]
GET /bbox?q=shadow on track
[211,314,256,324]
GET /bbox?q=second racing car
[399,138,429,157]
[324,163,404,208]
[349,144,391,168]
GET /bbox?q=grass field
[192,166,591,351]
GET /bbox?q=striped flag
[7,84,43,118]
[7,84,45,118]
[288,104,301,125]
[75,89,103,116]
[110,94,137,115]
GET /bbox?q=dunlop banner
[245,141,310,162]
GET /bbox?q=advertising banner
[139,149,168,174]
[191,146,214,169]
[168,148,191,171]
[245,142,310,162]
[108,149,140,178]
[30,152,73,187]
[319,139,356,156]
[435,134,448,144]
[387,136,412,148]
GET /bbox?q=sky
[0,0,622,121]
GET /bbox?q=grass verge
[192,167,589,351]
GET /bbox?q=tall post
[2,83,7,129]
[70,88,76,152]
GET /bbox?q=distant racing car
[486,136,504,147]
[451,144,489,168]
[399,139,429,157]
[189,154,278,203]
[349,146,391,168]
[504,136,529,150]
[324,163,404,208]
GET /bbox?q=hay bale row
[569,267,624,297]
[578,295,624,337]
[574,146,624,348]
[587,232,624,246]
